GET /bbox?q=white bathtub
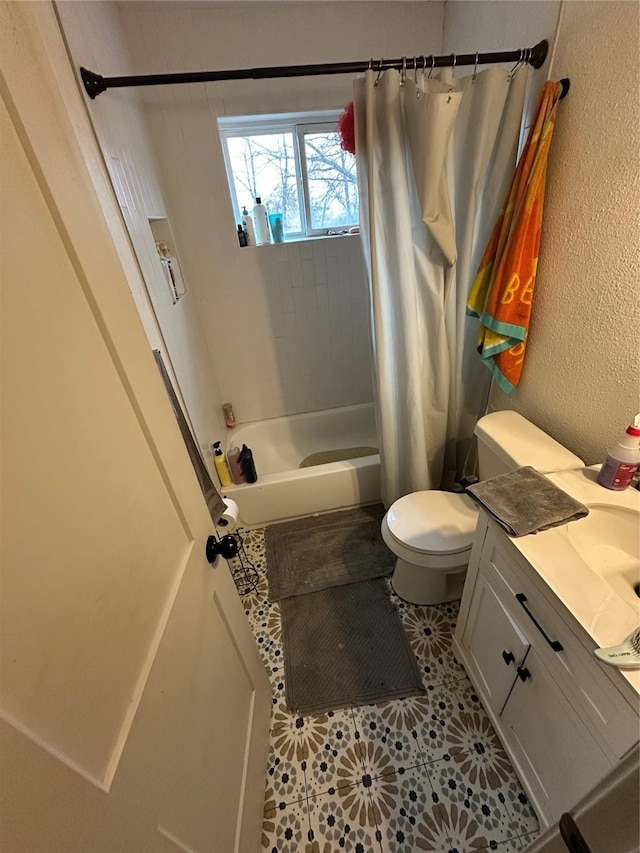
[223,403,380,526]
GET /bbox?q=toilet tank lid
[474,411,584,474]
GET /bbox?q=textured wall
[446,1,640,463]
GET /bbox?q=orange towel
[467,81,563,393]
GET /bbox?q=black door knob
[517,666,531,682]
[502,650,515,665]
[206,534,238,564]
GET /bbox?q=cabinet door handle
[515,593,563,652]
[517,665,531,682]
[502,650,515,665]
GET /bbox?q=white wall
[58,0,227,460]
[114,0,445,423]
[444,1,640,464]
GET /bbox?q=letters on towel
[466,81,563,394]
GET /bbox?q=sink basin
[567,504,640,607]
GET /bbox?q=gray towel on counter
[466,466,589,537]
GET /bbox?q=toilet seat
[385,490,478,556]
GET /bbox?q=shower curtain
[354,65,527,507]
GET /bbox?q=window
[219,111,358,240]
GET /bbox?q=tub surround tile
[241,525,540,853]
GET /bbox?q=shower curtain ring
[414,56,418,84]
[375,58,383,86]
[400,56,407,86]
[451,53,456,70]
[368,58,372,71]
[472,51,479,82]
[428,55,435,79]
[509,48,524,80]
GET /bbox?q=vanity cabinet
[454,513,639,828]
[459,566,529,715]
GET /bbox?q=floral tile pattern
[304,709,363,798]
[262,792,309,852]
[352,699,425,776]
[414,681,466,763]
[307,785,383,852]
[237,524,541,853]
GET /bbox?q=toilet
[381,411,584,605]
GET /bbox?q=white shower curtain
[355,65,527,507]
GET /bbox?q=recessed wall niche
[148,217,187,304]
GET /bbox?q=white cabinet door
[461,566,530,714]
[500,647,611,824]
[0,4,270,850]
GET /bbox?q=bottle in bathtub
[239,444,258,483]
[227,446,247,485]
[213,441,233,487]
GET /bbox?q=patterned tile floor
[234,527,540,853]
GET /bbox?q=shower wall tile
[134,98,371,428]
[214,236,374,425]
[104,0,445,429]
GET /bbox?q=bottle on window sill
[253,197,272,245]
[241,207,256,246]
[237,224,247,247]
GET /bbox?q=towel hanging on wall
[466,80,564,394]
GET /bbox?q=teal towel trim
[482,357,516,395]
[480,312,527,341]
[466,306,481,319]
[482,337,515,359]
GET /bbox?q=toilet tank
[474,411,584,479]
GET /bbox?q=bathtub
[223,403,380,526]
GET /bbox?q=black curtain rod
[81,39,550,99]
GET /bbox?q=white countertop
[506,466,640,695]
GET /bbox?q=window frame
[218,110,358,241]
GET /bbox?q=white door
[0,4,270,851]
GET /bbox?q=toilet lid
[386,491,478,554]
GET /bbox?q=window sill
[239,231,359,250]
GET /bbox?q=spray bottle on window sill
[253,197,272,245]
[241,206,256,246]
[239,444,258,483]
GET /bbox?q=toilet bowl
[381,490,478,605]
[382,411,586,605]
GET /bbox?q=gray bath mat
[299,446,378,468]
[266,504,394,601]
[281,579,426,714]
